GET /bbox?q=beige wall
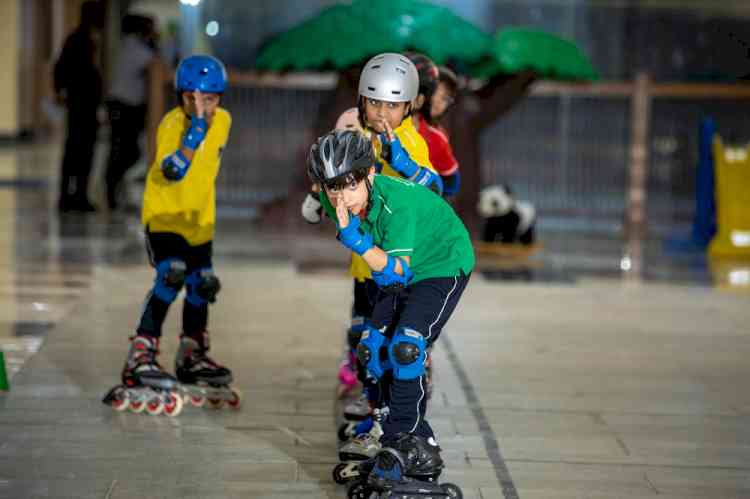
[0,1,19,136]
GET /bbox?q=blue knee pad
[388,327,427,380]
[185,267,221,307]
[348,316,371,350]
[153,258,186,303]
[356,326,390,379]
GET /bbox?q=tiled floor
[0,139,748,499]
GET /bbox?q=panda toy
[478,184,536,245]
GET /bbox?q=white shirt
[109,35,154,106]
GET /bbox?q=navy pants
[138,231,213,338]
[370,272,470,443]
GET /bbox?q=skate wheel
[129,399,146,413]
[164,392,183,417]
[332,463,351,485]
[347,482,373,499]
[107,388,129,412]
[227,388,242,410]
[441,483,463,499]
[188,394,206,408]
[207,397,225,410]
[111,395,129,412]
[146,397,164,416]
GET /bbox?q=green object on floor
[475,27,599,81]
[255,0,493,70]
[0,351,8,391]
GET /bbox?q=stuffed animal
[478,184,536,245]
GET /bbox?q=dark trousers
[371,273,471,443]
[105,100,146,210]
[59,105,98,206]
[138,231,213,338]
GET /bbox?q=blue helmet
[175,55,228,93]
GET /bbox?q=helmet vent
[391,90,401,95]
[371,65,381,69]
[368,86,376,91]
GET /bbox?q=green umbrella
[256,0,494,71]
[476,27,599,81]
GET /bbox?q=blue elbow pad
[380,134,419,178]
[442,171,461,195]
[372,255,413,292]
[182,116,208,150]
[161,150,191,181]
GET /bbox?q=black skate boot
[102,334,183,416]
[175,331,240,409]
[347,434,463,499]
[121,334,179,389]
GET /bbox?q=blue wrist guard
[182,116,208,150]
[412,167,444,195]
[372,255,412,292]
[442,171,461,195]
[337,214,374,256]
[380,134,418,178]
[161,150,191,181]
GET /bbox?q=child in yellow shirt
[103,55,236,415]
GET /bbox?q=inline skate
[346,434,462,499]
[175,332,241,410]
[102,334,184,416]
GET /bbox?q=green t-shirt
[321,175,475,283]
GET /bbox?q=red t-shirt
[416,115,459,176]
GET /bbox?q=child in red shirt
[405,54,461,197]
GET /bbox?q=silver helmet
[358,53,419,103]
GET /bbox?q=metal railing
[147,63,750,241]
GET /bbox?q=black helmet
[404,52,439,121]
[404,52,439,98]
[307,130,374,188]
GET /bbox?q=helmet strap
[364,176,373,215]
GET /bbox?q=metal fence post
[624,72,651,279]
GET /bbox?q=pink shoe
[337,351,359,398]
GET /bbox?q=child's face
[430,82,455,120]
[324,169,374,216]
[182,91,220,121]
[363,98,408,133]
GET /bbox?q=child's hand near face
[335,198,350,228]
[193,90,205,119]
[381,119,396,143]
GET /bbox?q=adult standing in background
[105,14,160,212]
[53,0,105,213]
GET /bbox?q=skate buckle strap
[134,363,162,374]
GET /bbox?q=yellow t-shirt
[350,116,435,281]
[142,106,232,246]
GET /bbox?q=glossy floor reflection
[0,138,748,499]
